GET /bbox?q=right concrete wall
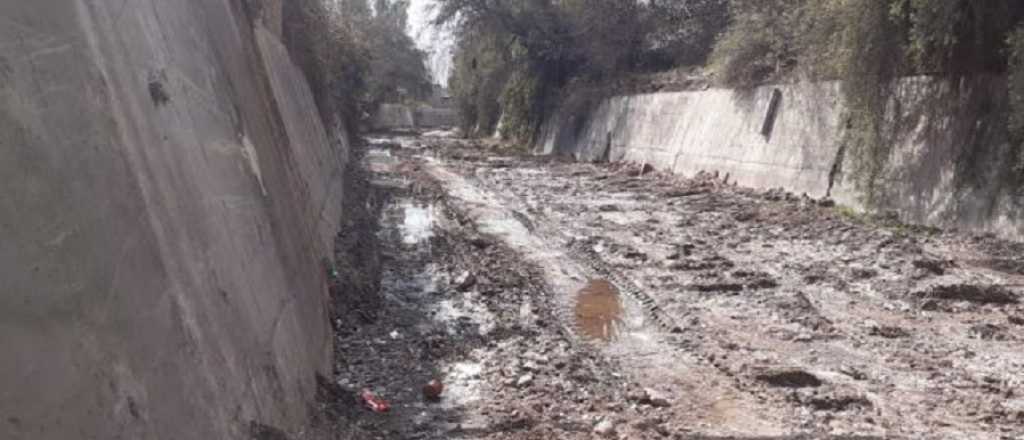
[537,76,1024,240]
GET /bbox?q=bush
[1009,25,1024,140]
[282,0,370,133]
[438,0,728,142]
[448,30,512,136]
[498,67,543,141]
[282,0,432,135]
[708,0,806,86]
[1009,24,1024,176]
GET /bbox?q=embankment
[2,1,345,438]
[537,76,1023,240]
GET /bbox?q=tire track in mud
[478,178,795,415]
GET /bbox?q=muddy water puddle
[575,279,625,342]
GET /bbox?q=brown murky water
[574,279,623,342]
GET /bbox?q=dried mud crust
[431,143,1024,439]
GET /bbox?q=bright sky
[406,0,454,86]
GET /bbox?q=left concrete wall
[0,1,346,439]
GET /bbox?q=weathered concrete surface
[537,77,1024,240]
[855,77,1023,240]
[372,103,458,131]
[0,1,345,439]
[414,105,459,129]
[373,103,416,130]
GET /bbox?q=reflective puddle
[401,203,435,245]
[574,279,624,342]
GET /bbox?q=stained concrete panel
[1,1,345,439]
[539,77,1024,240]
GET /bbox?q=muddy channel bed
[308,133,1024,440]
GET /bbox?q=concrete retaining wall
[537,76,1024,240]
[1,1,345,439]
[372,103,458,131]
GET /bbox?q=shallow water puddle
[401,203,435,244]
[574,279,624,342]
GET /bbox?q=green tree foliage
[708,0,811,86]
[1009,24,1024,175]
[709,0,1024,197]
[645,0,730,68]
[1010,25,1024,140]
[449,28,514,135]
[440,0,1024,189]
[283,0,371,131]
[283,0,432,133]
[363,0,434,105]
[438,0,728,140]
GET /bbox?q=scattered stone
[914,284,1019,305]
[523,351,550,365]
[454,271,476,291]
[869,325,911,339]
[838,365,867,381]
[850,267,878,279]
[423,379,444,402]
[626,387,647,403]
[912,259,955,276]
[733,210,757,222]
[470,237,492,249]
[969,323,1008,341]
[755,369,823,388]
[644,388,672,408]
[516,374,534,388]
[807,393,873,412]
[594,419,616,437]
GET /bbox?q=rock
[626,387,647,403]
[594,419,616,437]
[516,374,534,388]
[454,271,476,291]
[755,368,823,388]
[423,379,444,402]
[644,388,672,408]
[413,411,432,430]
[523,351,550,365]
[470,237,491,249]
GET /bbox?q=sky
[406,0,455,86]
